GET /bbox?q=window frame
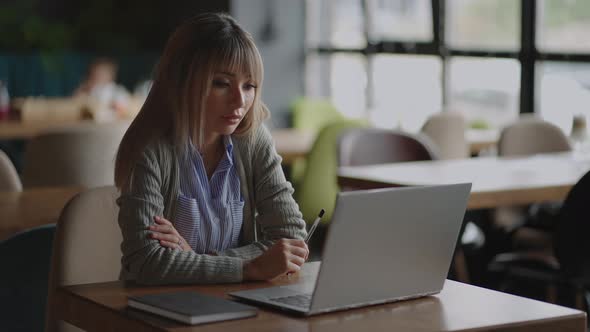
[305,0,590,117]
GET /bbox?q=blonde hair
[115,13,268,189]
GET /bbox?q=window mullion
[435,0,447,107]
[520,0,536,114]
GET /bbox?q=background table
[53,262,585,332]
[0,187,81,240]
[0,120,315,166]
[269,129,315,165]
[0,120,499,161]
[339,152,590,209]
[0,120,101,140]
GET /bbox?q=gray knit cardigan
[117,125,307,285]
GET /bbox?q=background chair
[489,169,590,311]
[498,117,572,157]
[295,120,367,224]
[291,97,344,134]
[338,127,439,167]
[0,224,56,332]
[494,118,572,248]
[45,186,121,332]
[294,120,366,260]
[0,149,22,191]
[289,98,344,187]
[22,121,129,188]
[421,112,469,159]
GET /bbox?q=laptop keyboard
[270,293,312,309]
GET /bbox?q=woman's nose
[231,87,246,108]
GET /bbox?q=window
[331,54,368,119]
[306,1,590,133]
[366,0,433,42]
[371,55,441,131]
[306,0,365,48]
[536,62,590,134]
[537,0,590,53]
[447,57,520,128]
[305,53,367,119]
[305,54,331,99]
[446,0,520,51]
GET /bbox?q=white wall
[231,0,305,128]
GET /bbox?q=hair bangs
[212,34,263,85]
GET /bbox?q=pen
[286,209,325,278]
[305,209,325,243]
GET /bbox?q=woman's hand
[148,216,192,252]
[243,239,309,281]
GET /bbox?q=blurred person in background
[75,57,130,118]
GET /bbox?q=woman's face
[204,70,256,139]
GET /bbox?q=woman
[115,13,308,285]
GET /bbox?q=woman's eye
[212,80,230,87]
[244,83,257,90]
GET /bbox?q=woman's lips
[222,114,242,124]
[223,114,241,119]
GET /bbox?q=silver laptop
[229,183,471,316]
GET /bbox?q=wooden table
[0,187,81,240]
[53,262,585,331]
[0,119,104,140]
[339,152,590,210]
[270,129,315,165]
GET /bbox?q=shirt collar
[187,135,234,166]
[222,135,234,166]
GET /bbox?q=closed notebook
[128,291,258,325]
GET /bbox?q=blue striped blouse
[174,136,244,254]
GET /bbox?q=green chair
[295,119,367,224]
[295,119,366,258]
[291,97,344,132]
[289,98,344,186]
